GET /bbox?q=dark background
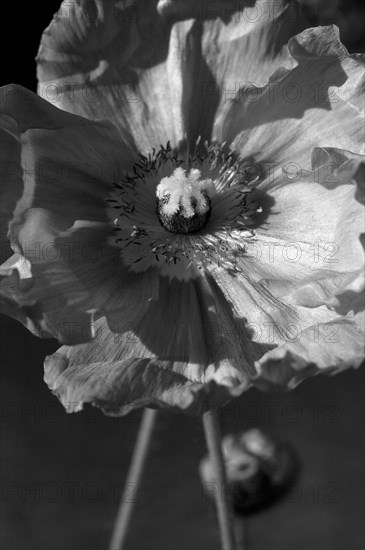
[1,1,364,549]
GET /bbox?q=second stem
[202,409,238,550]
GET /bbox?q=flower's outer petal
[104,269,273,384]
[44,268,364,413]
[189,0,307,144]
[37,0,187,152]
[1,213,109,343]
[205,259,364,395]
[206,264,340,348]
[44,269,268,414]
[0,85,136,343]
[254,312,364,391]
[44,348,246,416]
[0,85,133,225]
[36,0,308,150]
[1,215,161,344]
[204,145,364,395]
[219,147,365,322]
[218,26,365,166]
[308,147,365,314]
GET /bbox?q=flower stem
[109,408,157,550]
[202,409,238,550]
[235,519,247,549]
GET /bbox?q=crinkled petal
[44,264,364,413]
[255,312,365,391]
[45,270,268,414]
[203,145,364,392]
[1,213,109,343]
[222,147,365,318]
[36,0,308,150]
[0,85,137,342]
[0,85,134,226]
[44,350,246,416]
[218,26,365,166]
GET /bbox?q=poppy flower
[1,0,364,415]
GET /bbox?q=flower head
[1,0,364,415]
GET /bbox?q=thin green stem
[202,409,238,550]
[109,408,157,550]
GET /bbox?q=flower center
[109,141,263,276]
[156,167,215,234]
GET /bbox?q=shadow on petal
[108,270,275,385]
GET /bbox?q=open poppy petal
[246,148,365,313]
[0,86,136,342]
[36,0,308,150]
[255,312,365,391]
[44,287,254,415]
[218,26,365,167]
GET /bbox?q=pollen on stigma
[156,167,216,234]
